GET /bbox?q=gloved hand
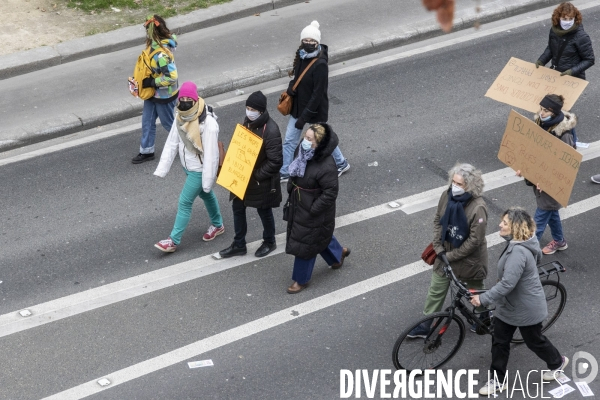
[535,60,544,69]
[560,69,573,76]
[286,87,296,96]
[294,117,305,130]
[436,251,448,264]
[142,77,156,88]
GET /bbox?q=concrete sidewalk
[0,0,563,149]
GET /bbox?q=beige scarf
[175,101,203,156]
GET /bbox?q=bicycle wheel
[392,312,466,372]
[511,280,567,344]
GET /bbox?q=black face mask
[302,42,318,53]
[178,100,194,112]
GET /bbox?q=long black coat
[233,111,283,208]
[285,124,339,259]
[288,45,329,123]
[538,24,595,79]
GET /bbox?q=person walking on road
[285,123,350,294]
[132,15,180,164]
[153,82,224,252]
[219,92,283,259]
[535,2,595,80]
[471,208,568,396]
[516,94,575,255]
[408,163,488,338]
[280,21,350,182]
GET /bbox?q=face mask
[301,138,313,151]
[178,100,194,112]
[302,42,318,53]
[540,114,552,122]
[451,184,465,196]
[500,234,513,242]
[246,109,261,121]
[560,19,575,30]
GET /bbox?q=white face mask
[301,138,313,151]
[246,109,261,121]
[451,184,465,196]
[560,19,575,30]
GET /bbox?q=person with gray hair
[408,163,489,338]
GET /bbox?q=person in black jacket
[280,21,350,182]
[219,92,283,258]
[536,2,595,80]
[285,123,350,294]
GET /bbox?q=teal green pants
[423,272,485,315]
[170,169,223,245]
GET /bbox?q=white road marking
[1,142,598,339]
[43,192,600,400]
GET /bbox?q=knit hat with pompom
[300,20,321,43]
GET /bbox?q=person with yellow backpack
[131,15,179,164]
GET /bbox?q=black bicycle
[392,255,567,372]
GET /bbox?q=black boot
[219,242,247,258]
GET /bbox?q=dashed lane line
[42,192,600,400]
[1,142,599,340]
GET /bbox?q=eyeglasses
[302,39,318,45]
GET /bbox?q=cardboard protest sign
[217,124,263,200]
[485,57,588,113]
[498,110,582,207]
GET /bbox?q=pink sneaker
[203,225,225,241]
[155,237,177,253]
[542,239,568,255]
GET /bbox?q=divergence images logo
[572,351,598,384]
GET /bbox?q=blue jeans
[292,235,343,285]
[141,99,176,154]
[280,116,347,177]
[231,197,275,247]
[170,169,223,245]
[534,208,564,242]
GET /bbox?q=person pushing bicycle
[470,207,568,396]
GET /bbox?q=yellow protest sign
[485,57,588,112]
[498,110,582,207]
[217,124,263,200]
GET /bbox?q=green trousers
[423,272,485,315]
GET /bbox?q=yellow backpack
[129,47,172,100]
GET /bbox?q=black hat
[540,95,563,115]
[246,91,267,113]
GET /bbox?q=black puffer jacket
[288,45,329,123]
[285,124,339,258]
[232,111,283,208]
[538,24,595,79]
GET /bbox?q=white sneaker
[479,378,506,396]
[543,356,569,381]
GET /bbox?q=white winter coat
[154,107,220,193]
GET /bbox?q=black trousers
[491,317,562,380]
[232,197,275,247]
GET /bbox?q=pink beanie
[178,81,199,101]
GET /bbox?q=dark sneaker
[406,320,432,339]
[591,174,600,184]
[280,175,289,183]
[543,356,569,381]
[542,239,568,255]
[255,242,276,258]
[132,153,155,164]
[219,242,247,258]
[203,225,225,241]
[337,162,350,177]
[155,237,177,253]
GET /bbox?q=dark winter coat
[432,190,489,281]
[287,44,329,123]
[232,111,283,209]
[525,112,577,211]
[538,24,595,79]
[285,123,339,259]
[479,236,546,327]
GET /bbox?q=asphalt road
[2,6,600,400]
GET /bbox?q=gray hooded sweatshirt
[479,236,546,327]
